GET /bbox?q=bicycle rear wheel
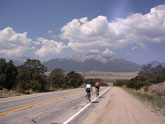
[96,89,99,97]
[86,93,90,103]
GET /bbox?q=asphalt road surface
[0,87,110,124]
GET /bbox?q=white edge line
[63,86,111,124]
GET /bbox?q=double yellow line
[0,90,84,116]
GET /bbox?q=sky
[0,0,165,64]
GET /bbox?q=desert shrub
[0,59,18,90]
[113,80,128,86]
[64,71,84,88]
[126,64,165,90]
[17,59,47,92]
[48,68,65,89]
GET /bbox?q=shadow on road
[92,101,99,103]
[99,96,105,99]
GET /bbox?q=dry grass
[80,71,138,81]
[123,87,165,116]
[0,89,22,98]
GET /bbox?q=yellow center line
[0,90,84,116]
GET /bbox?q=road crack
[32,119,37,123]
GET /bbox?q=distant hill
[10,57,28,66]
[43,54,141,72]
[12,57,45,66]
[146,61,165,67]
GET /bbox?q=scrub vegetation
[0,58,88,97]
[0,58,105,97]
[114,64,165,90]
[124,87,165,116]
[114,64,165,115]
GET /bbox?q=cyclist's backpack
[95,83,99,87]
[86,84,91,89]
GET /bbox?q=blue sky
[0,0,165,64]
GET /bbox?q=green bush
[126,64,165,90]
[0,59,18,90]
[113,80,128,86]
[64,71,84,88]
[0,85,3,90]
[17,59,47,92]
[48,68,65,89]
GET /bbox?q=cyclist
[85,83,92,102]
[95,81,100,96]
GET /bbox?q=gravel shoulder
[81,87,165,124]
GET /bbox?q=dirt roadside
[81,87,165,124]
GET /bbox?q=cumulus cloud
[35,37,66,57]
[103,48,114,55]
[61,16,110,51]
[61,5,165,52]
[131,46,138,50]
[126,52,131,55]
[48,30,53,34]
[90,49,99,53]
[0,27,32,56]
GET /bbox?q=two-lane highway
[0,87,110,124]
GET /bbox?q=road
[0,87,110,124]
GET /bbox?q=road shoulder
[81,87,165,124]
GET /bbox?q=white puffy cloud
[126,52,131,55]
[90,49,99,53]
[61,5,165,52]
[0,27,32,56]
[103,48,114,55]
[35,37,66,57]
[61,16,110,51]
[131,46,138,50]
[48,30,53,34]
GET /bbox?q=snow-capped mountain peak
[67,54,119,63]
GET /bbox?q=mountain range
[12,57,28,66]
[43,53,141,72]
[10,54,165,72]
[146,61,165,67]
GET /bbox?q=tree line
[114,64,165,90]
[0,58,104,94]
[0,58,85,93]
